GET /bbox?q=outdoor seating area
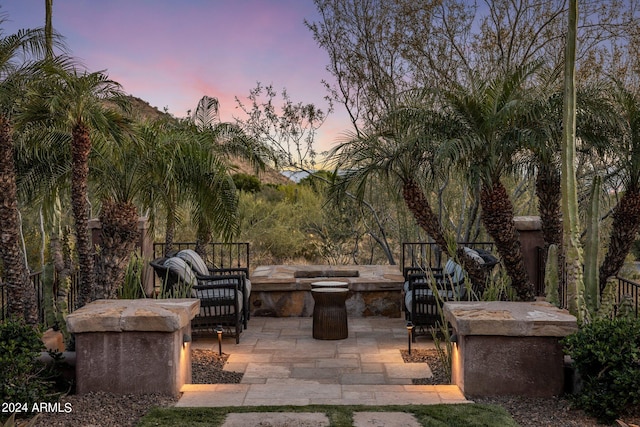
[401,243,499,339]
[150,249,251,343]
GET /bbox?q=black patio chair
[149,256,243,343]
[175,249,251,329]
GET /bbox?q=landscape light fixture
[215,325,223,355]
[182,333,192,347]
[450,333,458,344]
[406,321,414,355]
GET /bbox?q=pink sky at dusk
[2,0,348,153]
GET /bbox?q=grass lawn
[138,403,517,427]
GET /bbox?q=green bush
[232,173,262,193]
[0,319,58,418]
[563,318,640,423]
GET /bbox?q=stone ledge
[443,301,578,337]
[67,299,200,333]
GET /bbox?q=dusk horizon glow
[2,0,348,155]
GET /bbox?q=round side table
[311,288,348,340]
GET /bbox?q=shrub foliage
[0,319,58,418]
[563,318,640,423]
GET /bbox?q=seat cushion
[193,287,243,315]
[176,249,209,276]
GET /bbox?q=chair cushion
[163,257,197,286]
[193,288,243,315]
[176,249,209,276]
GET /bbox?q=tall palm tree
[21,65,130,307]
[329,92,493,288]
[0,19,51,323]
[442,65,540,301]
[89,131,142,299]
[136,119,241,256]
[525,79,618,281]
[599,82,640,287]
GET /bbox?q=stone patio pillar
[513,216,545,295]
[443,301,578,398]
[67,299,199,396]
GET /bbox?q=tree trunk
[0,115,38,323]
[402,179,489,288]
[402,179,450,252]
[536,163,563,252]
[164,206,176,256]
[194,222,210,260]
[480,180,535,301]
[536,163,565,293]
[94,199,139,299]
[599,187,640,288]
[51,225,72,338]
[71,123,95,308]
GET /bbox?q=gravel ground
[31,348,640,426]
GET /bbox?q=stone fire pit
[250,265,404,317]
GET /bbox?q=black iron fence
[1,271,44,324]
[153,242,250,270]
[1,269,78,326]
[401,241,496,275]
[612,276,639,319]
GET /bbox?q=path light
[450,333,458,344]
[406,321,414,355]
[182,333,192,348]
[215,325,223,356]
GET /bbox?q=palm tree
[21,65,130,307]
[89,131,142,299]
[329,91,493,288]
[0,19,51,323]
[136,118,241,256]
[442,65,539,301]
[525,79,618,281]
[599,82,640,287]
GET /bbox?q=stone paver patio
[178,317,468,407]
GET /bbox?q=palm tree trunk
[194,222,210,260]
[402,179,490,289]
[94,199,139,299]
[164,206,176,256]
[71,123,95,307]
[536,163,565,286]
[599,187,640,288]
[0,115,38,323]
[536,164,563,252]
[402,179,450,251]
[480,180,535,301]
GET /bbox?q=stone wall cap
[513,216,542,231]
[443,301,578,337]
[66,299,200,333]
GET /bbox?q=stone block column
[444,301,578,398]
[67,299,199,396]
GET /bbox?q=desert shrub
[563,318,640,423]
[0,319,59,419]
[232,173,261,193]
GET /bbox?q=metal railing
[401,241,495,275]
[612,277,639,319]
[1,269,78,325]
[1,271,45,324]
[558,271,639,320]
[153,242,250,270]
